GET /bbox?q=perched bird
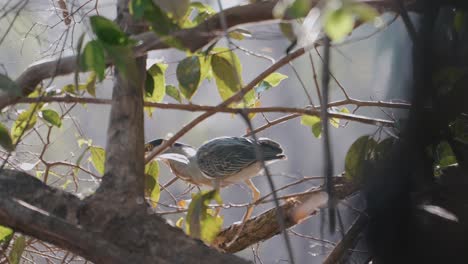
[145,136,286,219]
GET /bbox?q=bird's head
[144,138,197,164]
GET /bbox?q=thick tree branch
[214,177,359,253]
[0,169,141,264]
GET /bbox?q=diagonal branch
[214,176,359,253]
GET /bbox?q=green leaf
[166,85,182,102]
[41,109,62,128]
[301,115,322,138]
[155,0,190,21]
[146,63,167,103]
[8,236,26,264]
[145,160,160,207]
[211,48,243,102]
[436,141,458,168]
[105,45,138,83]
[345,136,376,181]
[90,146,105,175]
[324,8,355,42]
[81,40,106,81]
[0,73,20,96]
[255,72,288,93]
[283,0,313,19]
[90,16,129,46]
[129,0,149,19]
[85,72,97,96]
[349,2,378,23]
[0,123,14,152]
[0,225,13,243]
[177,56,204,99]
[186,190,223,243]
[11,106,38,143]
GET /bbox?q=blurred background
[0,0,413,262]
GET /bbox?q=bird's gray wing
[157,153,190,164]
[196,137,258,179]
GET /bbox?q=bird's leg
[243,179,260,221]
[213,179,222,216]
[224,179,260,247]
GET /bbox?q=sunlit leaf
[0,73,20,96]
[81,40,105,81]
[90,146,105,175]
[146,63,167,103]
[90,16,129,46]
[41,109,62,128]
[301,115,322,138]
[186,190,223,243]
[279,0,312,19]
[0,225,13,243]
[176,217,184,228]
[211,48,243,102]
[165,85,182,102]
[324,8,355,42]
[130,0,180,38]
[105,45,138,83]
[0,123,14,152]
[145,160,160,207]
[8,236,25,264]
[349,2,378,23]
[255,72,288,93]
[11,106,39,143]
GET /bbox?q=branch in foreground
[323,213,368,264]
[214,176,360,253]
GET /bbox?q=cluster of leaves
[177,190,223,244]
[275,0,379,42]
[0,97,62,153]
[344,135,395,183]
[300,107,349,138]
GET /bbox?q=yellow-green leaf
[0,123,14,152]
[344,136,376,181]
[146,63,167,103]
[186,190,223,243]
[177,56,202,99]
[0,225,13,243]
[8,236,26,264]
[324,8,355,42]
[86,72,97,96]
[255,72,288,93]
[11,106,38,143]
[211,48,243,102]
[145,160,160,207]
[90,146,105,175]
[166,85,182,102]
[41,109,62,128]
[349,2,378,23]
